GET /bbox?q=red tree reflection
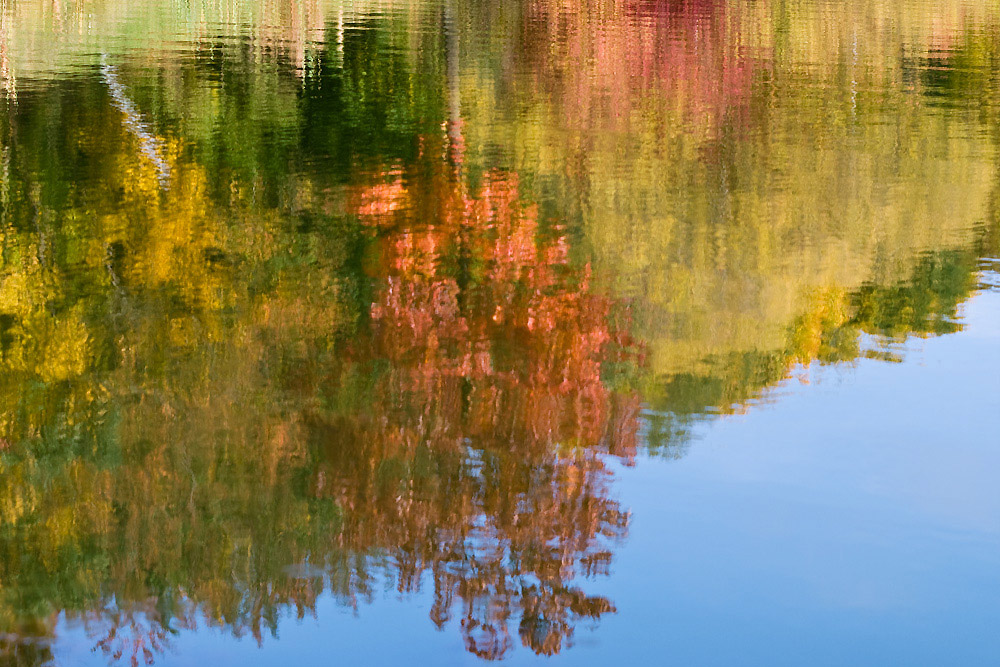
[321,131,642,658]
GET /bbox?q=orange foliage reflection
[321,132,642,658]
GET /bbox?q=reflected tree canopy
[0,0,998,663]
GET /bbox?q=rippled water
[0,0,998,664]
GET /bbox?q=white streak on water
[101,55,170,189]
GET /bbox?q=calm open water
[0,0,998,665]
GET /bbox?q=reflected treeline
[0,0,998,664]
[641,244,993,454]
[0,10,634,662]
[475,0,1000,380]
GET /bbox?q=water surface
[0,0,998,664]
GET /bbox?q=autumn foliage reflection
[0,90,640,661]
[5,0,997,663]
[321,133,640,658]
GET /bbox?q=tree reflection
[315,128,637,658]
[0,62,638,662]
[0,0,998,664]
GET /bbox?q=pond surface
[1,0,998,664]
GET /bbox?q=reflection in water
[0,28,636,662]
[0,0,998,663]
[100,57,171,189]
